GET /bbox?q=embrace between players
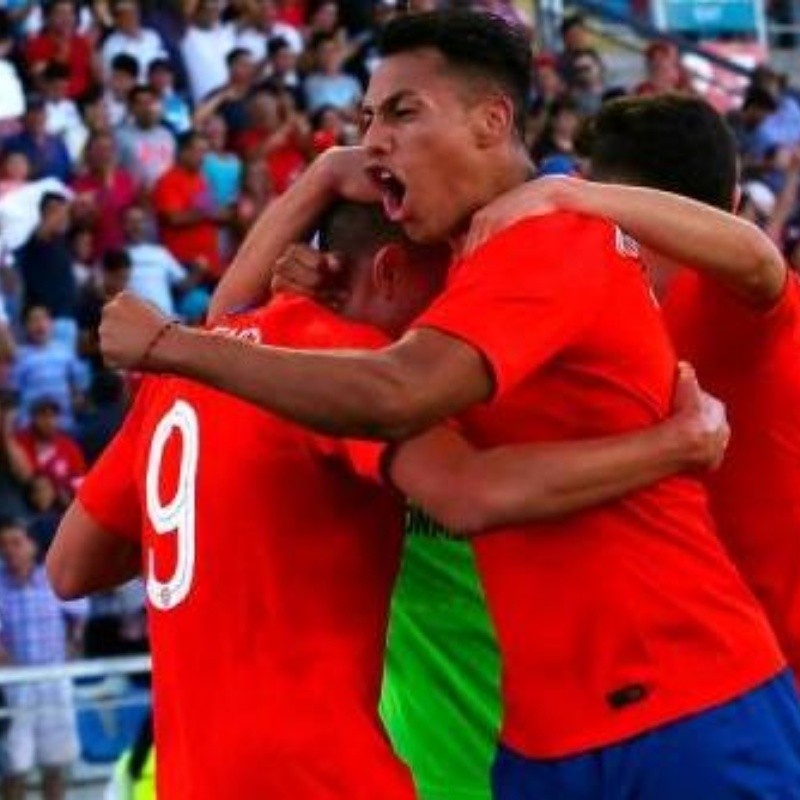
[48,10,800,800]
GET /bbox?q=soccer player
[97,11,800,798]
[50,200,726,799]
[467,93,800,683]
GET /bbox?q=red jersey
[72,170,138,256]
[412,213,784,758]
[78,296,414,800]
[25,34,93,99]
[663,269,800,678]
[151,166,222,275]
[16,429,85,496]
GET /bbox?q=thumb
[672,361,701,413]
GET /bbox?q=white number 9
[145,400,199,611]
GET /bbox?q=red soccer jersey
[412,212,784,758]
[78,296,414,800]
[663,269,800,679]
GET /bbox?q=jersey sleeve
[412,213,609,399]
[77,384,152,543]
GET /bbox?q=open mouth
[367,166,408,223]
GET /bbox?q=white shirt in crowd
[101,27,168,79]
[180,22,237,105]
[126,242,187,316]
[45,99,88,161]
[236,21,304,59]
[0,178,73,252]
[0,59,25,123]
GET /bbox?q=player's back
[663,269,800,678]
[104,297,412,799]
[413,212,784,759]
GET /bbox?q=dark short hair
[39,191,68,214]
[226,47,252,68]
[103,248,132,272]
[176,129,205,153]
[148,57,173,75]
[379,10,532,138]
[128,83,156,105]
[45,0,75,16]
[111,53,140,78]
[743,85,778,113]
[560,13,586,37]
[268,36,290,57]
[319,202,407,280]
[582,93,737,211]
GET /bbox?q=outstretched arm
[391,365,728,535]
[467,177,787,308]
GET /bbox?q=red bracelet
[140,320,178,367]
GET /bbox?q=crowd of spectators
[0,0,794,793]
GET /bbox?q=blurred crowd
[0,0,795,792]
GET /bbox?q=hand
[100,292,172,371]
[464,176,571,256]
[669,362,730,471]
[315,146,382,204]
[272,244,348,310]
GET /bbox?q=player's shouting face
[360,12,533,247]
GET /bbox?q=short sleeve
[77,385,152,543]
[412,212,609,398]
[313,436,390,485]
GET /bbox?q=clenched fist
[100,292,174,371]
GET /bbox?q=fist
[100,292,171,371]
[272,244,347,309]
[671,363,730,471]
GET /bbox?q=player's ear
[472,94,515,149]
[372,244,406,300]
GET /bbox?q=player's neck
[450,145,532,260]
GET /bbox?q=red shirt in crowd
[25,33,93,99]
[72,170,138,256]
[412,212,784,758]
[663,269,800,681]
[16,429,86,497]
[235,128,306,195]
[151,165,222,276]
[78,296,414,800]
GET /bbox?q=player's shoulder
[210,294,390,351]
[471,211,619,264]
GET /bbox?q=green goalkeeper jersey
[380,507,502,800]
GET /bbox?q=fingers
[272,245,348,310]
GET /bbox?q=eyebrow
[361,89,421,116]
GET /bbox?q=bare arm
[391,366,727,535]
[209,147,379,320]
[101,293,492,440]
[468,177,787,308]
[47,501,141,600]
[765,152,800,244]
